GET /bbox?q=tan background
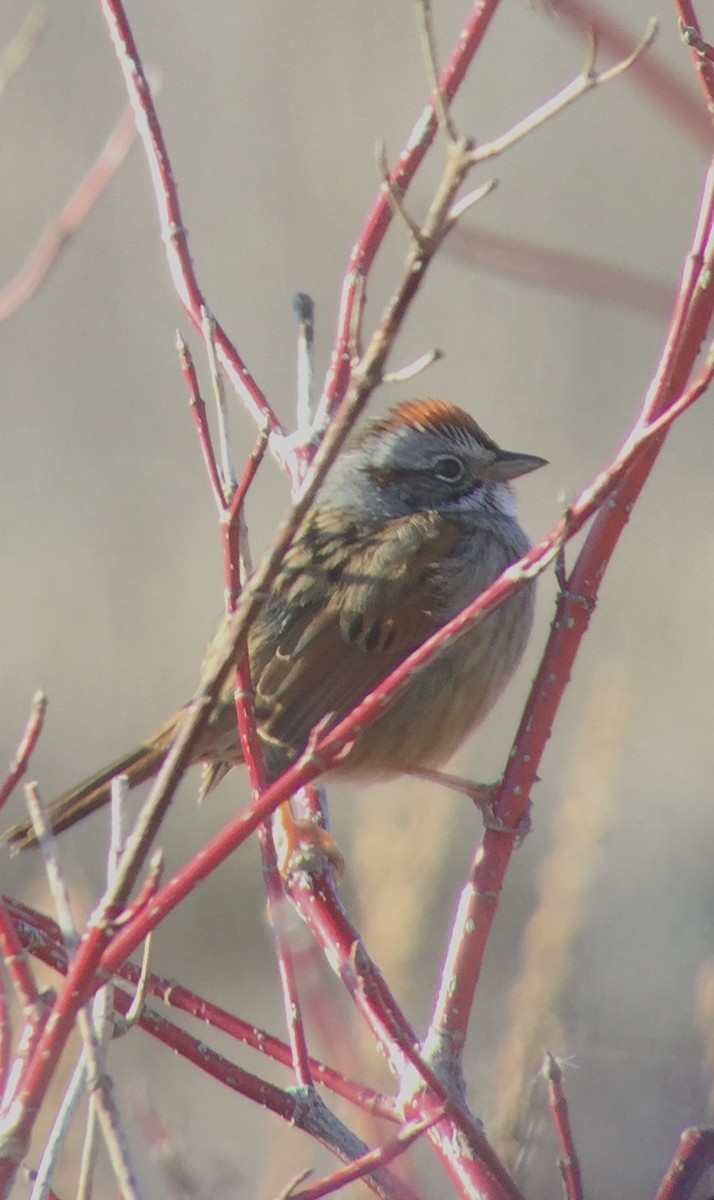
[1,1,712,1196]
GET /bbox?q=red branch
[544,1054,583,1200]
[97,0,286,461]
[653,1128,714,1200]
[673,1,714,113]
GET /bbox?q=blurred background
[0,1,712,1196]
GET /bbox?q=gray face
[316,420,517,522]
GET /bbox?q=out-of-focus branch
[0,7,47,101]
[0,104,137,323]
[445,225,674,318]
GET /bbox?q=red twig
[0,896,47,1104]
[97,0,287,466]
[112,851,164,928]
[653,1127,714,1200]
[0,692,47,814]
[0,919,112,1191]
[319,0,502,429]
[116,989,414,1199]
[544,1054,583,1200]
[0,105,137,322]
[179,334,226,513]
[674,1,714,113]
[0,902,42,1020]
[286,1110,445,1200]
[226,422,270,530]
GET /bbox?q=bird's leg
[407,767,532,840]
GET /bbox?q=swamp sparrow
[3,399,545,850]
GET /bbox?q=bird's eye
[433,454,467,483]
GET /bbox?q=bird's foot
[408,768,531,839]
[273,801,344,879]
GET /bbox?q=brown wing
[247,509,460,766]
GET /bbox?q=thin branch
[0,899,49,1145]
[5,894,397,1120]
[417,1,459,142]
[178,333,225,514]
[0,692,47,813]
[549,0,710,147]
[376,141,423,243]
[382,348,443,385]
[448,177,497,222]
[24,784,76,950]
[202,307,237,497]
[283,1109,445,1200]
[544,1054,584,1200]
[30,1053,87,1200]
[318,0,502,425]
[469,19,659,165]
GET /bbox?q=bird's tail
[1,716,179,852]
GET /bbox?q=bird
[2,398,546,851]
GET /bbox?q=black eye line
[367,463,484,495]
